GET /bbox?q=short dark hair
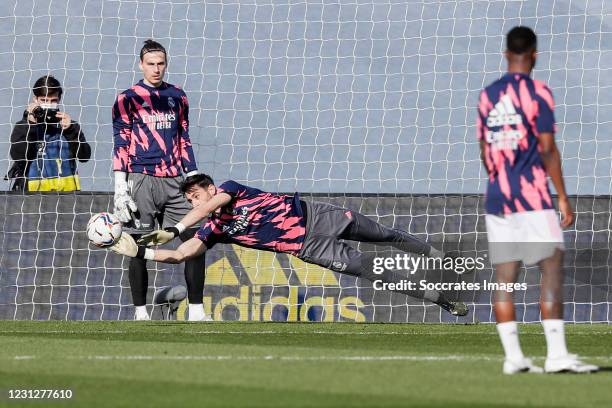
[32,75,62,99]
[180,173,215,194]
[506,26,537,54]
[140,39,167,61]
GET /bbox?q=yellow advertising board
[176,245,365,322]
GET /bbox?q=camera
[32,105,60,124]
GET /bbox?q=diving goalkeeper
[109,174,468,316]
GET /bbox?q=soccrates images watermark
[370,254,527,293]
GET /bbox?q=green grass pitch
[0,322,610,407]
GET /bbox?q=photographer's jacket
[8,110,91,191]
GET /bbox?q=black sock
[129,257,148,306]
[184,253,205,304]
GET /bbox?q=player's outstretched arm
[151,237,207,264]
[179,192,232,230]
[111,234,207,264]
[137,192,231,246]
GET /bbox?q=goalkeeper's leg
[180,230,209,321]
[128,251,150,320]
[338,208,443,258]
[539,249,598,373]
[184,254,208,321]
[341,215,476,275]
[298,238,467,316]
[355,252,467,316]
[121,174,159,321]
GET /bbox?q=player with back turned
[477,26,598,374]
[112,39,207,321]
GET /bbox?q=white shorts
[485,209,565,266]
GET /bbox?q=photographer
[6,75,91,191]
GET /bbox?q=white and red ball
[87,212,122,247]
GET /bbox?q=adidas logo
[141,101,150,109]
[487,95,523,127]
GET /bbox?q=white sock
[135,305,149,319]
[497,321,524,361]
[188,303,205,321]
[542,319,569,359]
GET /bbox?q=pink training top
[477,72,556,214]
[195,181,306,255]
[112,80,197,176]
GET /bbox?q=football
[86,212,122,247]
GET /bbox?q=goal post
[0,0,610,322]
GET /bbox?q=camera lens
[32,107,45,122]
[32,107,60,124]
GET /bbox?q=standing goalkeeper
[112,39,207,321]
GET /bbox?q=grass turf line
[0,322,610,408]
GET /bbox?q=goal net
[0,0,610,322]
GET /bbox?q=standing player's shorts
[124,172,192,235]
[485,209,565,265]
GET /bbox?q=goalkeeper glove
[137,223,186,246]
[110,233,138,257]
[113,171,138,223]
[110,233,152,259]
